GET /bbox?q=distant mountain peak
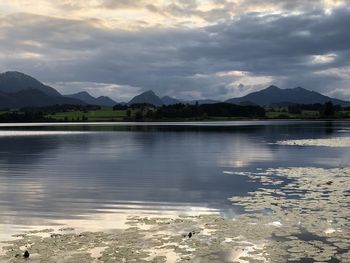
[266,85,280,91]
[1,71,42,84]
[2,71,29,76]
[293,87,308,91]
[0,71,61,97]
[2,71,22,75]
[128,90,163,106]
[143,90,156,95]
[76,91,91,95]
[66,91,117,107]
[226,85,350,106]
[1,71,33,83]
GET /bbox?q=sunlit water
[0,120,349,240]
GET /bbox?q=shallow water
[0,120,349,240]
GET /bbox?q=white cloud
[0,0,348,30]
[310,53,337,64]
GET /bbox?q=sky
[0,0,350,101]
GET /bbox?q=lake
[0,121,350,262]
[0,121,349,239]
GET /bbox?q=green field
[48,108,350,122]
[0,106,345,122]
[336,110,350,118]
[266,110,350,119]
[48,108,127,121]
[266,111,298,119]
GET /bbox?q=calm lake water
[0,121,349,239]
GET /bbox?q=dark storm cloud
[179,7,350,76]
[0,6,350,100]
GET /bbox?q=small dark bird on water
[188,232,192,238]
[23,250,30,258]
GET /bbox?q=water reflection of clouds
[0,131,96,137]
[216,135,273,168]
[0,128,255,240]
[1,122,350,241]
[0,201,223,241]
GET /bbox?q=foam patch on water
[276,137,350,147]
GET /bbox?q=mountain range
[0,72,85,108]
[225,85,350,106]
[128,87,350,107]
[0,71,117,108]
[66,91,117,107]
[0,71,349,109]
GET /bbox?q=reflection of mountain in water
[0,132,96,166]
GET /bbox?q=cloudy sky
[1,0,350,101]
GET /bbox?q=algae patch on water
[0,216,269,263]
[1,167,349,262]
[230,167,350,262]
[276,137,350,147]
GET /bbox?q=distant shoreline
[1,100,349,123]
[0,118,350,126]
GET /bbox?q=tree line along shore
[0,101,349,122]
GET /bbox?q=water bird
[23,250,30,258]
